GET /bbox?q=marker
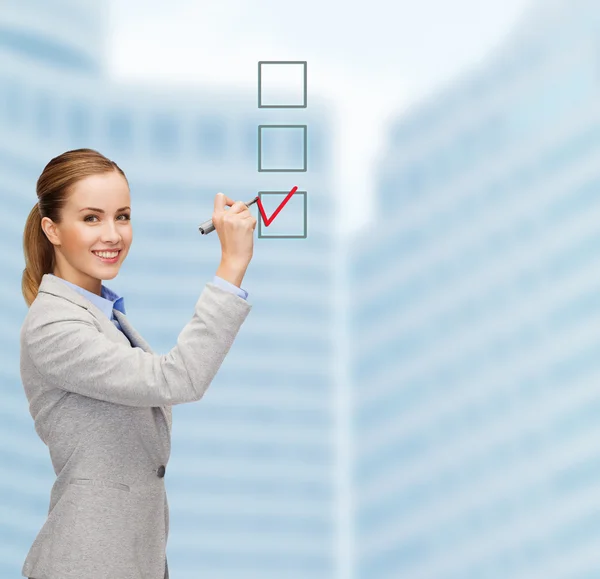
[198,196,260,235]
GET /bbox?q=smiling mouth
[92,250,121,262]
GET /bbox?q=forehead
[67,171,130,207]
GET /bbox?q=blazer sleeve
[22,282,252,407]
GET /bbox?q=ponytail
[21,201,55,307]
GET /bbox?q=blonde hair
[21,148,128,307]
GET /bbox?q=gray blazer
[20,273,252,579]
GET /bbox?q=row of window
[0,80,326,171]
[367,112,600,293]
[0,80,278,162]
[354,215,600,436]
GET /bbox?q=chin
[88,264,122,280]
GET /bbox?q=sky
[107,0,534,233]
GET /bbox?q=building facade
[0,1,338,578]
[352,1,600,577]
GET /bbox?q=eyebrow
[79,206,131,213]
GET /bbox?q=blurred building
[0,1,337,578]
[352,0,600,577]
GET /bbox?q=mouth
[92,250,121,264]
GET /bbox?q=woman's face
[41,170,132,295]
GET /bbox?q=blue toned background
[4,0,600,578]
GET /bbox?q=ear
[41,216,61,247]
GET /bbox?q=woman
[20,148,256,579]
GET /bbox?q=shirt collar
[49,273,126,320]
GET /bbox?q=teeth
[94,251,119,258]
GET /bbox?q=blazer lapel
[112,309,172,433]
[112,309,153,352]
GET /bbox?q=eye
[84,213,131,222]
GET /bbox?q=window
[34,91,54,139]
[2,78,24,128]
[106,108,134,150]
[197,117,225,160]
[150,114,179,155]
[66,100,92,141]
[243,121,257,163]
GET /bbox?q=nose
[100,220,124,243]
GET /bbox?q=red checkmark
[256,186,298,226]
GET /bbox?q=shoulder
[21,291,98,345]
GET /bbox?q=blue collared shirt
[49,273,248,333]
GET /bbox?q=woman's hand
[212,192,257,269]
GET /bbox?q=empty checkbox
[258,125,307,172]
[258,61,307,108]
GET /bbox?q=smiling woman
[18,148,255,579]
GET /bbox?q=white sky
[107,0,533,233]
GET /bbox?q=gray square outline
[257,190,307,239]
[258,61,307,108]
[258,124,307,172]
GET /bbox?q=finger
[214,192,225,212]
[214,192,235,211]
[227,201,250,214]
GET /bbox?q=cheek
[123,227,133,247]
[77,227,97,249]
[62,226,94,252]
